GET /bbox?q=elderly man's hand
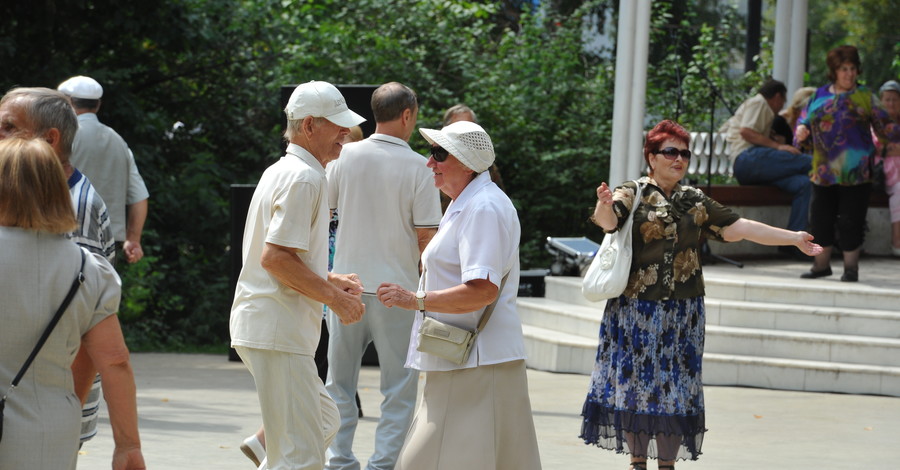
[328,273,365,324]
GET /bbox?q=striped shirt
[67,168,115,263]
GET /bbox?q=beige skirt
[396,359,542,470]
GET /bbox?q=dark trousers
[809,183,872,250]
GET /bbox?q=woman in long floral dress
[580,120,823,470]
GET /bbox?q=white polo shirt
[327,133,441,291]
[405,172,525,371]
[230,144,329,355]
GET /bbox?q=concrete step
[521,295,900,341]
[705,325,900,368]
[521,324,900,396]
[703,353,900,397]
[705,298,900,338]
[705,277,900,311]
[545,273,900,312]
[517,297,602,338]
[521,324,596,375]
[519,300,900,368]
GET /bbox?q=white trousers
[237,346,340,470]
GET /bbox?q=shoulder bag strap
[418,264,510,335]
[473,270,510,335]
[3,249,86,399]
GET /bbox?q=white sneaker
[256,456,267,470]
[240,434,265,468]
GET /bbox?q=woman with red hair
[580,120,822,470]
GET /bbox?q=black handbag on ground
[0,249,85,443]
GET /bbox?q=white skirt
[396,359,542,470]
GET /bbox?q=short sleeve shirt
[405,172,525,372]
[230,144,329,355]
[722,93,775,160]
[327,134,441,290]
[607,177,741,300]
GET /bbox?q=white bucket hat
[57,75,103,99]
[285,81,365,128]
[419,121,494,173]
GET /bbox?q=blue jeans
[733,146,813,231]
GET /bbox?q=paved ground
[76,257,900,469]
[76,350,900,470]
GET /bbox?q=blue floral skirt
[580,295,707,461]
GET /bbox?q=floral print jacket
[606,177,740,301]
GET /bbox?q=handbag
[0,249,85,443]
[582,180,644,302]
[416,270,509,365]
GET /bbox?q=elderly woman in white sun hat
[376,121,542,470]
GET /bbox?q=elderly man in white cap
[57,75,149,265]
[230,80,367,470]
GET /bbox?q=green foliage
[8,0,887,351]
[803,0,900,87]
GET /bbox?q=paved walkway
[77,350,899,469]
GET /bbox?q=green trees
[1,1,893,350]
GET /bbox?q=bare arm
[376,278,498,314]
[739,127,801,155]
[261,242,364,324]
[123,199,148,263]
[82,315,146,470]
[416,227,437,255]
[590,182,617,231]
[721,218,822,256]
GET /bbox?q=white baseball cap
[57,75,103,99]
[284,81,365,128]
[419,120,495,173]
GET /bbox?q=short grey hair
[0,87,78,159]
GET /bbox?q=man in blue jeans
[722,79,813,239]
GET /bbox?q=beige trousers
[236,346,339,470]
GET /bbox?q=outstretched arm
[721,218,823,256]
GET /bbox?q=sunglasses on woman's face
[430,146,450,162]
[657,147,691,161]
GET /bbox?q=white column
[608,0,636,187]
[773,0,792,82]
[627,0,652,179]
[787,0,808,96]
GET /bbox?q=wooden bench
[703,185,889,207]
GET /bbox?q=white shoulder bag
[582,180,644,302]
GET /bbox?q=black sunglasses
[430,146,450,162]
[657,147,691,161]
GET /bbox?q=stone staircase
[518,265,900,397]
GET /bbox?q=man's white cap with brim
[57,76,103,99]
[419,121,495,173]
[285,81,365,128]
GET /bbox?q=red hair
[643,120,690,168]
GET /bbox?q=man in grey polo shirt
[58,75,149,264]
[325,82,441,470]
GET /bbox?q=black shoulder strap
[7,248,86,391]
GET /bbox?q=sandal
[629,463,648,470]
[659,466,675,470]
